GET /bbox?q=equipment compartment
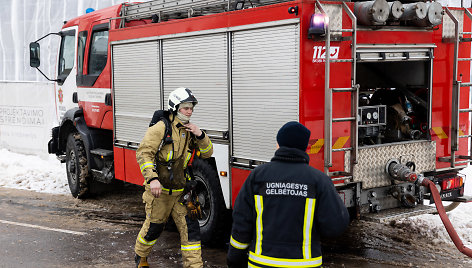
[356,49,432,147]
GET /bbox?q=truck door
[77,23,111,129]
[56,26,78,122]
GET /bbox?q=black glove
[147,177,159,184]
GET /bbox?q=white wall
[0,0,123,156]
[0,0,123,82]
[0,0,470,157]
[0,81,55,156]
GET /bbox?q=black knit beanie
[276,121,311,151]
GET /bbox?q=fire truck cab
[30,0,472,243]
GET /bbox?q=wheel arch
[57,108,93,163]
[58,108,112,173]
[202,157,219,179]
[58,108,82,154]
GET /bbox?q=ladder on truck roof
[316,1,359,181]
[438,7,472,169]
[119,0,293,26]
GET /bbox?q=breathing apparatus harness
[148,109,202,219]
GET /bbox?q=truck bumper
[454,195,472,202]
[48,127,60,154]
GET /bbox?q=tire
[192,158,230,245]
[65,133,90,198]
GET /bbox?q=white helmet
[168,87,198,112]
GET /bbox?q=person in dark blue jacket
[227,121,350,268]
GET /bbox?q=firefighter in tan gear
[134,87,213,268]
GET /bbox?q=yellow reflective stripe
[432,127,448,139]
[254,195,264,255]
[249,252,322,268]
[183,152,192,168]
[138,234,157,246]
[309,139,324,154]
[332,136,349,150]
[166,151,173,162]
[181,243,201,251]
[230,236,249,250]
[303,198,316,259]
[140,162,154,173]
[161,187,184,192]
[199,140,213,153]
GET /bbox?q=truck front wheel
[192,159,230,245]
[65,133,90,198]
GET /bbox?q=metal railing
[317,1,358,178]
[119,0,295,26]
[441,7,472,168]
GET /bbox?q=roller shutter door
[162,34,228,132]
[113,41,160,144]
[232,24,299,161]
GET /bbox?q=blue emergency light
[308,13,328,36]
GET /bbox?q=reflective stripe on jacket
[227,147,350,267]
[136,113,213,189]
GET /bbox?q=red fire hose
[386,159,472,258]
[421,178,472,258]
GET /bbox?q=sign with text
[0,82,55,156]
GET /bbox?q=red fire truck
[30,0,472,244]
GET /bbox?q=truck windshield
[58,31,75,78]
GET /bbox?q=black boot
[135,254,149,268]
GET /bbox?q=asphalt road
[0,186,226,268]
[0,185,470,268]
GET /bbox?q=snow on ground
[398,166,472,249]
[0,148,471,247]
[0,148,69,195]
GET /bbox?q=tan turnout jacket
[136,114,213,189]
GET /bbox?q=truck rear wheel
[65,133,90,198]
[192,159,230,245]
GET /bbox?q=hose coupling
[385,158,418,183]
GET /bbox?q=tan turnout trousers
[135,187,203,268]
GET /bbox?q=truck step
[57,155,66,163]
[90,148,114,157]
[363,204,437,223]
[91,169,114,184]
[454,195,472,202]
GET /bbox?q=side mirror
[30,32,62,82]
[30,42,40,68]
